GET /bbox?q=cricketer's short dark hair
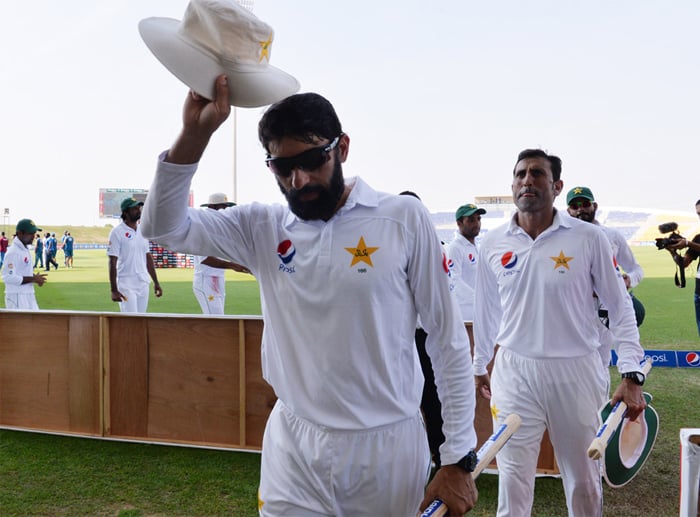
[398,190,421,200]
[258,93,343,153]
[513,149,562,182]
[695,199,700,206]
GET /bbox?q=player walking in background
[33,232,44,268]
[107,198,162,313]
[193,192,250,315]
[140,77,478,515]
[63,232,74,268]
[2,219,47,309]
[473,149,647,516]
[446,203,486,323]
[566,185,645,368]
[45,232,59,271]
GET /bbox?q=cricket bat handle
[587,360,652,460]
[420,413,522,517]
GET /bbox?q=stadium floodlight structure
[232,0,255,203]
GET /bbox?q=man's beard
[280,159,345,221]
[573,211,595,223]
[124,212,141,224]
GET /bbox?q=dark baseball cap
[455,204,486,220]
[16,218,41,234]
[566,186,595,205]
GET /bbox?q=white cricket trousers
[117,278,150,313]
[4,293,39,310]
[193,275,225,315]
[491,347,608,517]
[258,400,431,516]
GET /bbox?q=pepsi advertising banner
[610,350,700,368]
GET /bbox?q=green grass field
[0,245,698,516]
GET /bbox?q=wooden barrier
[0,311,557,474]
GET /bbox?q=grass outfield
[0,246,698,515]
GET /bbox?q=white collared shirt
[140,155,477,464]
[473,211,644,376]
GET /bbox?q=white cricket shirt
[107,221,150,284]
[446,230,479,321]
[473,211,644,376]
[141,156,477,463]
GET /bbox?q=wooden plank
[0,313,70,430]
[145,318,240,446]
[67,315,100,433]
[107,317,149,437]
[244,319,276,448]
[238,319,246,445]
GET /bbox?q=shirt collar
[283,176,375,227]
[506,208,571,236]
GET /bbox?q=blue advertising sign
[677,351,700,368]
[610,349,700,368]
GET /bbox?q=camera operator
[666,199,700,337]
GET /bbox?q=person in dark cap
[107,197,162,312]
[447,203,487,323]
[2,219,47,310]
[566,185,645,368]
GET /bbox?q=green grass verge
[0,245,698,515]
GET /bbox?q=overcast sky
[2,0,698,227]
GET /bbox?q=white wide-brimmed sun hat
[139,0,300,108]
[201,192,235,207]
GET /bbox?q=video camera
[655,222,685,250]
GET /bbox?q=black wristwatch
[453,450,478,473]
[621,371,645,386]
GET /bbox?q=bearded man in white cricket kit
[138,1,479,514]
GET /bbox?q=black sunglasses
[265,135,341,178]
[569,200,592,209]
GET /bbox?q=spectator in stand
[667,199,700,337]
[33,233,44,268]
[2,219,47,309]
[0,231,8,269]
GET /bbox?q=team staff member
[108,198,162,313]
[193,192,250,315]
[2,219,47,309]
[140,78,478,516]
[447,203,486,322]
[473,149,646,517]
